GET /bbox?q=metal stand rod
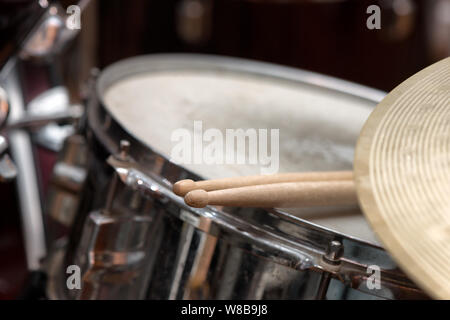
[2,59,46,271]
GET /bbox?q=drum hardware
[44,76,93,230]
[0,3,91,300]
[5,104,83,132]
[18,86,82,152]
[46,133,88,228]
[0,137,17,182]
[19,2,87,61]
[11,0,92,154]
[65,140,155,300]
[68,207,154,299]
[322,240,344,266]
[2,58,47,272]
[103,140,139,214]
[118,139,131,161]
[0,0,90,277]
[316,240,343,300]
[106,146,169,205]
[0,88,83,183]
[0,86,17,182]
[14,0,91,153]
[0,80,82,273]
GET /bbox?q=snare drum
[46,54,427,300]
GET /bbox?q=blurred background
[0,0,449,299]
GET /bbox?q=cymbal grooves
[355,58,450,299]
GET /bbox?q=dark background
[93,0,442,91]
[0,0,448,299]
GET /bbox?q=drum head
[97,54,385,245]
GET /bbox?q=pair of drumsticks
[173,171,358,208]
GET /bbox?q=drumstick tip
[185,189,208,208]
[173,179,195,196]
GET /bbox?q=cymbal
[354,57,450,299]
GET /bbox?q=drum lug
[106,140,169,204]
[316,240,344,300]
[46,134,88,227]
[69,209,153,299]
[322,240,344,266]
[118,140,130,161]
[103,140,133,213]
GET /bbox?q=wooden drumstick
[184,180,357,208]
[173,171,353,196]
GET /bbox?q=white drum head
[103,62,382,245]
